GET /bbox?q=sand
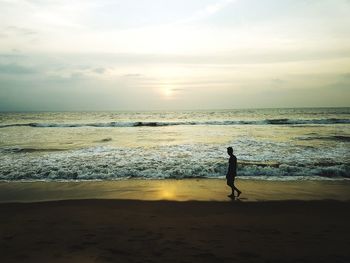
[1,199,350,263]
[1,179,350,262]
[1,179,350,202]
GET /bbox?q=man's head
[227,147,233,155]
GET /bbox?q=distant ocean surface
[0,108,349,181]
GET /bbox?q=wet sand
[1,179,350,262]
[1,179,350,202]
[1,199,350,263]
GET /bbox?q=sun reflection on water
[157,184,178,200]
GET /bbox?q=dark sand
[1,199,350,263]
[1,179,350,262]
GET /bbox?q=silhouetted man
[226,147,242,198]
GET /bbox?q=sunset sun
[160,84,175,99]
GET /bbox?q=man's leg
[227,180,235,197]
[230,186,235,196]
[232,183,242,197]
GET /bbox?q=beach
[1,109,349,262]
[1,179,350,263]
[1,0,350,260]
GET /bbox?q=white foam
[0,144,349,181]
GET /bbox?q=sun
[160,84,174,99]
[163,87,173,98]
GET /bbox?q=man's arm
[233,156,237,175]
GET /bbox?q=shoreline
[1,178,350,203]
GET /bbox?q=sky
[0,0,350,111]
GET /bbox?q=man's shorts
[226,175,235,187]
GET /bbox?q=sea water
[0,108,349,181]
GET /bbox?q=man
[226,147,242,198]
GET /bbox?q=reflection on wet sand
[1,179,350,203]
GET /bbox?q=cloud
[175,0,237,24]
[270,78,287,86]
[5,26,37,36]
[92,67,106,74]
[171,88,185,91]
[0,1,349,110]
[121,73,143,78]
[0,63,36,74]
[340,73,350,80]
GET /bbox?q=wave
[0,147,66,153]
[239,160,280,168]
[1,146,349,181]
[298,135,350,142]
[1,162,348,181]
[98,138,113,142]
[1,118,349,128]
[264,118,350,125]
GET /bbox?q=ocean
[0,108,349,181]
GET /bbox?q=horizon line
[0,106,349,113]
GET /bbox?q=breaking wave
[0,147,67,153]
[297,135,350,142]
[1,118,349,128]
[0,146,349,181]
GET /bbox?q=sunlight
[163,87,173,98]
[159,189,176,199]
[157,183,179,200]
[160,84,174,100]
